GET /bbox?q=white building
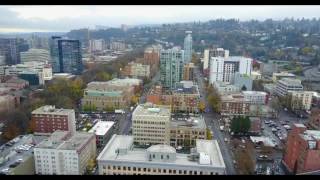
[209,56,252,84]
[272,72,296,82]
[97,135,226,175]
[132,103,171,145]
[89,39,105,52]
[242,91,268,105]
[213,81,240,95]
[203,48,229,71]
[275,78,303,96]
[251,71,262,80]
[0,61,52,83]
[20,48,50,63]
[88,121,114,148]
[110,41,126,51]
[34,130,96,175]
[289,91,314,110]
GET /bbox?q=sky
[1,5,320,33]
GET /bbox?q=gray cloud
[1,6,320,32]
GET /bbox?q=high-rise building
[50,37,83,75]
[160,48,184,89]
[203,48,229,74]
[209,56,252,84]
[31,105,76,135]
[34,130,96,175]
[183,31,192,63]
[0,38,20,65]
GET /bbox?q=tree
[206,128,213,140]
[270,96,281,113]
[95,72,111,81]
[198,101,206,113]
[231,116,251,135]
[131,95,139,106]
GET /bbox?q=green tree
[96,72,111,81]
[231,116,251,134]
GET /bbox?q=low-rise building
[283,124,320,174]
[132,103,171,145]
[275,78,303,97]
[308,108,320,130]
[34,130,96,175]
[213,81,240,95]
[146,85,172,106]
[272,72,296,82]
[172,81,200,113]
[82,80,136,111]
[1,77,29,90]
[31,105,76,135]
[242,91,268,105]
[289,91,314,111]
[88,121,115,148]
[170,115,206,148]
[121,62,150,79]
[221,93,250,116]
[97,135,226,175]
[0,95,16,112]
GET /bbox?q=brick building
[220,93,250,116]
[283,124,320,174]
[31,105,76,135]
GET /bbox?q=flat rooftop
[32,105,74,115]
[278,78,302,86]
[170,115,206,129]
[88,121,114,136]
[97,135,226,169]
[35,130,94,151]
[133,103,171,118]
[242,91,267,96]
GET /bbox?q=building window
[173,170,176,174]
[169,169,172,174]
[118,166,121,170]
[133,167,136,171]
[128,167,131,171]
[163,169,166,173]
[143,168,146,172]
[123,167,126,171]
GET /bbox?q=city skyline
[1,5,320,32]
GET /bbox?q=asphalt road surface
[194,66,236,175]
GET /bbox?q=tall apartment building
[31,105,76,135]
[275,78,303,97]
[289,91,314,111]
[183,31,192,63]
[20,48,50,63]
[50,37,83,75]
[0,38,20,65]
[209,56,252,85]
[283,124,320,174]
[183,63,195,81]
[160,48,184,89]
[34,130,97,175]
[203,48,229,74]
[97,135,226,175]
[132,103,171,145]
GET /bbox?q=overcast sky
[1,5,320,33]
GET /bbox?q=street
[194,66,236,175]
